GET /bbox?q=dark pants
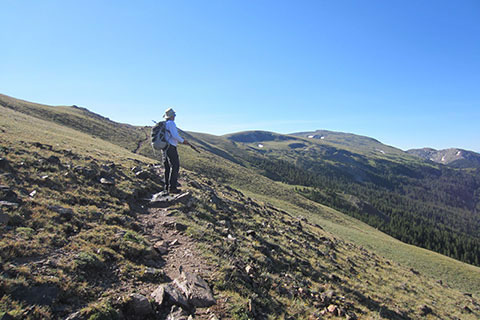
[163,146,180,190]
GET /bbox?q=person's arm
[166,121,185,144]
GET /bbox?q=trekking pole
[189,144,201,153]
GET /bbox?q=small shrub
[103,213,127,226]
[231,305,251,320]
[81,301,119,320]
[75,251,105,271]
[97,247,120,262]
[15,227,35,238]
[123,231,143,244]
[118,240,149,260]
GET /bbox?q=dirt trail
[139,207,214,281]
[137,205,227,319]
[133,129,150,154]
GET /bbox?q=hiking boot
[169,188,182,194]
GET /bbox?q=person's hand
[183,139,191,146]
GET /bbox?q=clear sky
[1,1,479,152]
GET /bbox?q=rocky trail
[135,196,227,320]
[62,189,226,320]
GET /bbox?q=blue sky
[1,1,479,152]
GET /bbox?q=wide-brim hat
[163,108,176,119]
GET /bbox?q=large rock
[152,283,190,310]
[126,293,152,317]
[141,267,168,282]
[151,285,166,306]
[0,211,9,225]
[73,166,97,179]
[135,170,151,180]
[48,205,74,220]
[174,272,216,308]
[419,304,433,316]
[0,201,19,209]
[154,241,169,255]
[0,158,12,171]
[149,192,191,208]
[47,155,61,165]
[0,185,19,203]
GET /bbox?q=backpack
[151,121,169,151]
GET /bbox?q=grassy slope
[0,93,148,153]
[0,106,150,163]
[1,106,165,318]
[0,107,151,162]
[2,97,480,318]
[182,132,480,295]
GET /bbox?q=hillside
[1,96,480,319]
[407,147,480,168]
[203,130,480,267]
[224,131,302,144]
[291,130,407,158]
[0,94,149,153]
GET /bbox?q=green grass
[238,184,480,295]
[0,105,163,318]
[0,105,150,163]
[182,175,480,319]
[0,93,148,153]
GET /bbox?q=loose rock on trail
[131,190,224,319]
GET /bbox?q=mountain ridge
[407,147,480,168]
[3,92,478,165]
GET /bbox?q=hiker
[163,108,190,194]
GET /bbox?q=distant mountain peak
[290,129,405,157]
[407,147,480,168]
[294,129,381,144]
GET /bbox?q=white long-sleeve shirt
[165,120,184,147]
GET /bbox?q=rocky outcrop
[113,269,216,319]
[150,270,216,317]
[174,271,216,308]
